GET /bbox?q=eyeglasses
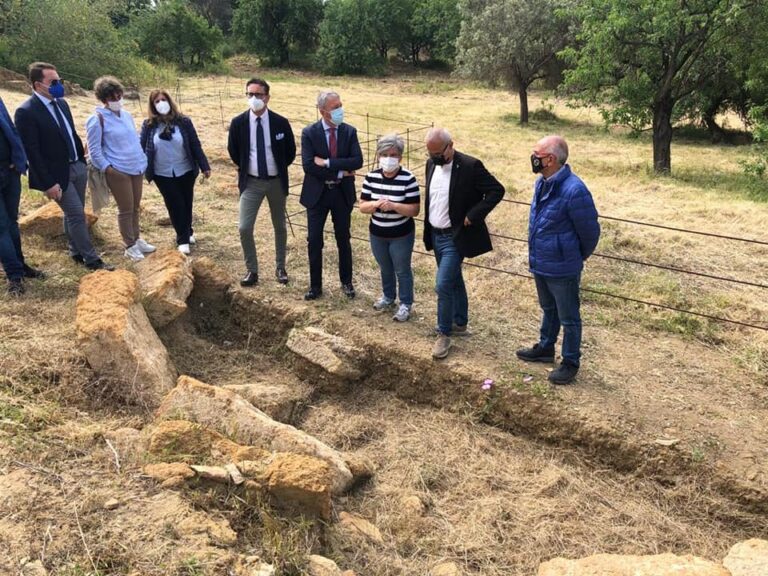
[246,92,268,98]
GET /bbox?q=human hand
[203,170,211,179]
[314,156,326,167]
[464,216,472,226]
[45,183,63,201]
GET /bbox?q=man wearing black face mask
[423,127,505,359]
[516,135,600,385]
[15,61,113,271]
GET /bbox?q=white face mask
[155,100,171,115]
[249,96,265,112]
[379,156,400,173]
[107,98,124,112]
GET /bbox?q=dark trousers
[306,186,352,290]
[154,171,196,245]
[534,273,582,367]
[0,166,25,280]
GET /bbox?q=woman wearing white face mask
[359,134,420,322]
[139,90,210,255]
[86,76,153,261]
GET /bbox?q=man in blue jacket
[516,135,600,385]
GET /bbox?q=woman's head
[93,76,124,104]
[147,89,180,123]
[377,133,404,174]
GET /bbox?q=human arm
[85,113,110,172]
[465,159,505,225]
[567,184,600,259]
[184,116,210,175]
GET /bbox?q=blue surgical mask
[48,81,65,99]
[330,107,344,126]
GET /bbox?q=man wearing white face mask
[228,78,296,287]
[86,76,153,261]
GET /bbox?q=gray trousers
[238,176,287,274]
[60,161,99,264]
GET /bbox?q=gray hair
[376,133,404,156]
[426,127,452,146]
[317,90,340,110]
[542,135,569,165]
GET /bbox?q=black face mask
[430,142,451,166]
[531,154,547,174]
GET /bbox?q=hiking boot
[548,361,579,385]
[373,296,395,311]
[515,343,555,363]
[7,278,24,297]
[432,334,451,359]
[392,303,411,322]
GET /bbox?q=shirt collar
[543,165,566,182]
[321,118,337,132]
[34,91,54,106]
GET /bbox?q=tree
[563,0,754,174]
[456,0,576,125]
[367,0,410,60]
[232,0,322,66]
[316,0,382,75]
[403,0,460,65]
[188,0,236,32]
[131,0,224,68]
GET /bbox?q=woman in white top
[86,76,154,261]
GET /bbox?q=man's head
[246,78,270,115]
[425,127,454,166]
[532,135,568,178]
[317,91,343,126]
[29,62,62,100]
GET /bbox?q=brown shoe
[432,334,451,359]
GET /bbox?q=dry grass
[1,70,767,574]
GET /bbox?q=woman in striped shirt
[359,134,420,322]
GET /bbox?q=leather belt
[324,180,341,188]
[248,174,277,180]
[432,226,453,235]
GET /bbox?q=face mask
[47,81,65,99]
[330,107,344,125]
[155,100,171,115]
[531,154,547,174]
[379,156,400,173]
[249,96,265,112]
[429,142,451,166]
[107,99,123,112]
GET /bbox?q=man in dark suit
[228,78,296,286]
[15,62,113,271]
[0,96,44,296]
[299,90,363,300]
[423,127,505,359]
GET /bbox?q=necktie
[51,100,77,162]
[256,116,268,178]
[329,126,337,159]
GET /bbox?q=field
[1,67,767,575]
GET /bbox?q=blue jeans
[370,231,415,306]
[0,166,24,281]
[534,273,582,367]
[432,231,468,335]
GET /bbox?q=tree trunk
[519,86,529,125]
[652,95,674,174]
[703,102,726,144]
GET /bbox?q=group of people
[0,68,600,385]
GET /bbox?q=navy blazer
[140,115,210,183]
[15,95,84,191]
[423,150,505,258]
[227,108,296,195]
[0,97,27,173]
[299,120,363,209]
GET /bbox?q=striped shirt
[361,167,420,238]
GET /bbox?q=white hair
[376,133,404,156]
[317,90,340,110]
[426,127,452,146]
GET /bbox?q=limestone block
[286,327,363,379]
[20,201,97,237]
[537,553,731,576]
[723,539,768,576]
[155,376,353,494]
[137,248,194,327]
[338,512,384,544]
[76,270,177,407]
[143,462,195,483]
[266,453,333,520]
[431,562,461,576]
[224,381,312,424]
[307,555,342,576]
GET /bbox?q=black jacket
[227,108,296,195]
[423,150,505,258]
[140,115,210,182]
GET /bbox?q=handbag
[86,112,111,214]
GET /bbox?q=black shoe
[548,362,579,385]
[341,283,356,299]
[304,287,323,300]
[7,278,24,296]
[276,267,289,285]
[240,271,258,287]
[71,254,85,265]
[22,264,45,279]
[86,258,115,271]
[516,343,555,363]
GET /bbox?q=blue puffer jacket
[528,164,600,278]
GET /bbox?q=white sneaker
[135,238,156,253]
[124,244,145,261]
[178,243,191,255]
[393,303,412,322]
[373,296,395,311]
[189,234,196,245]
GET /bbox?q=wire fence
[53,73,768,332]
